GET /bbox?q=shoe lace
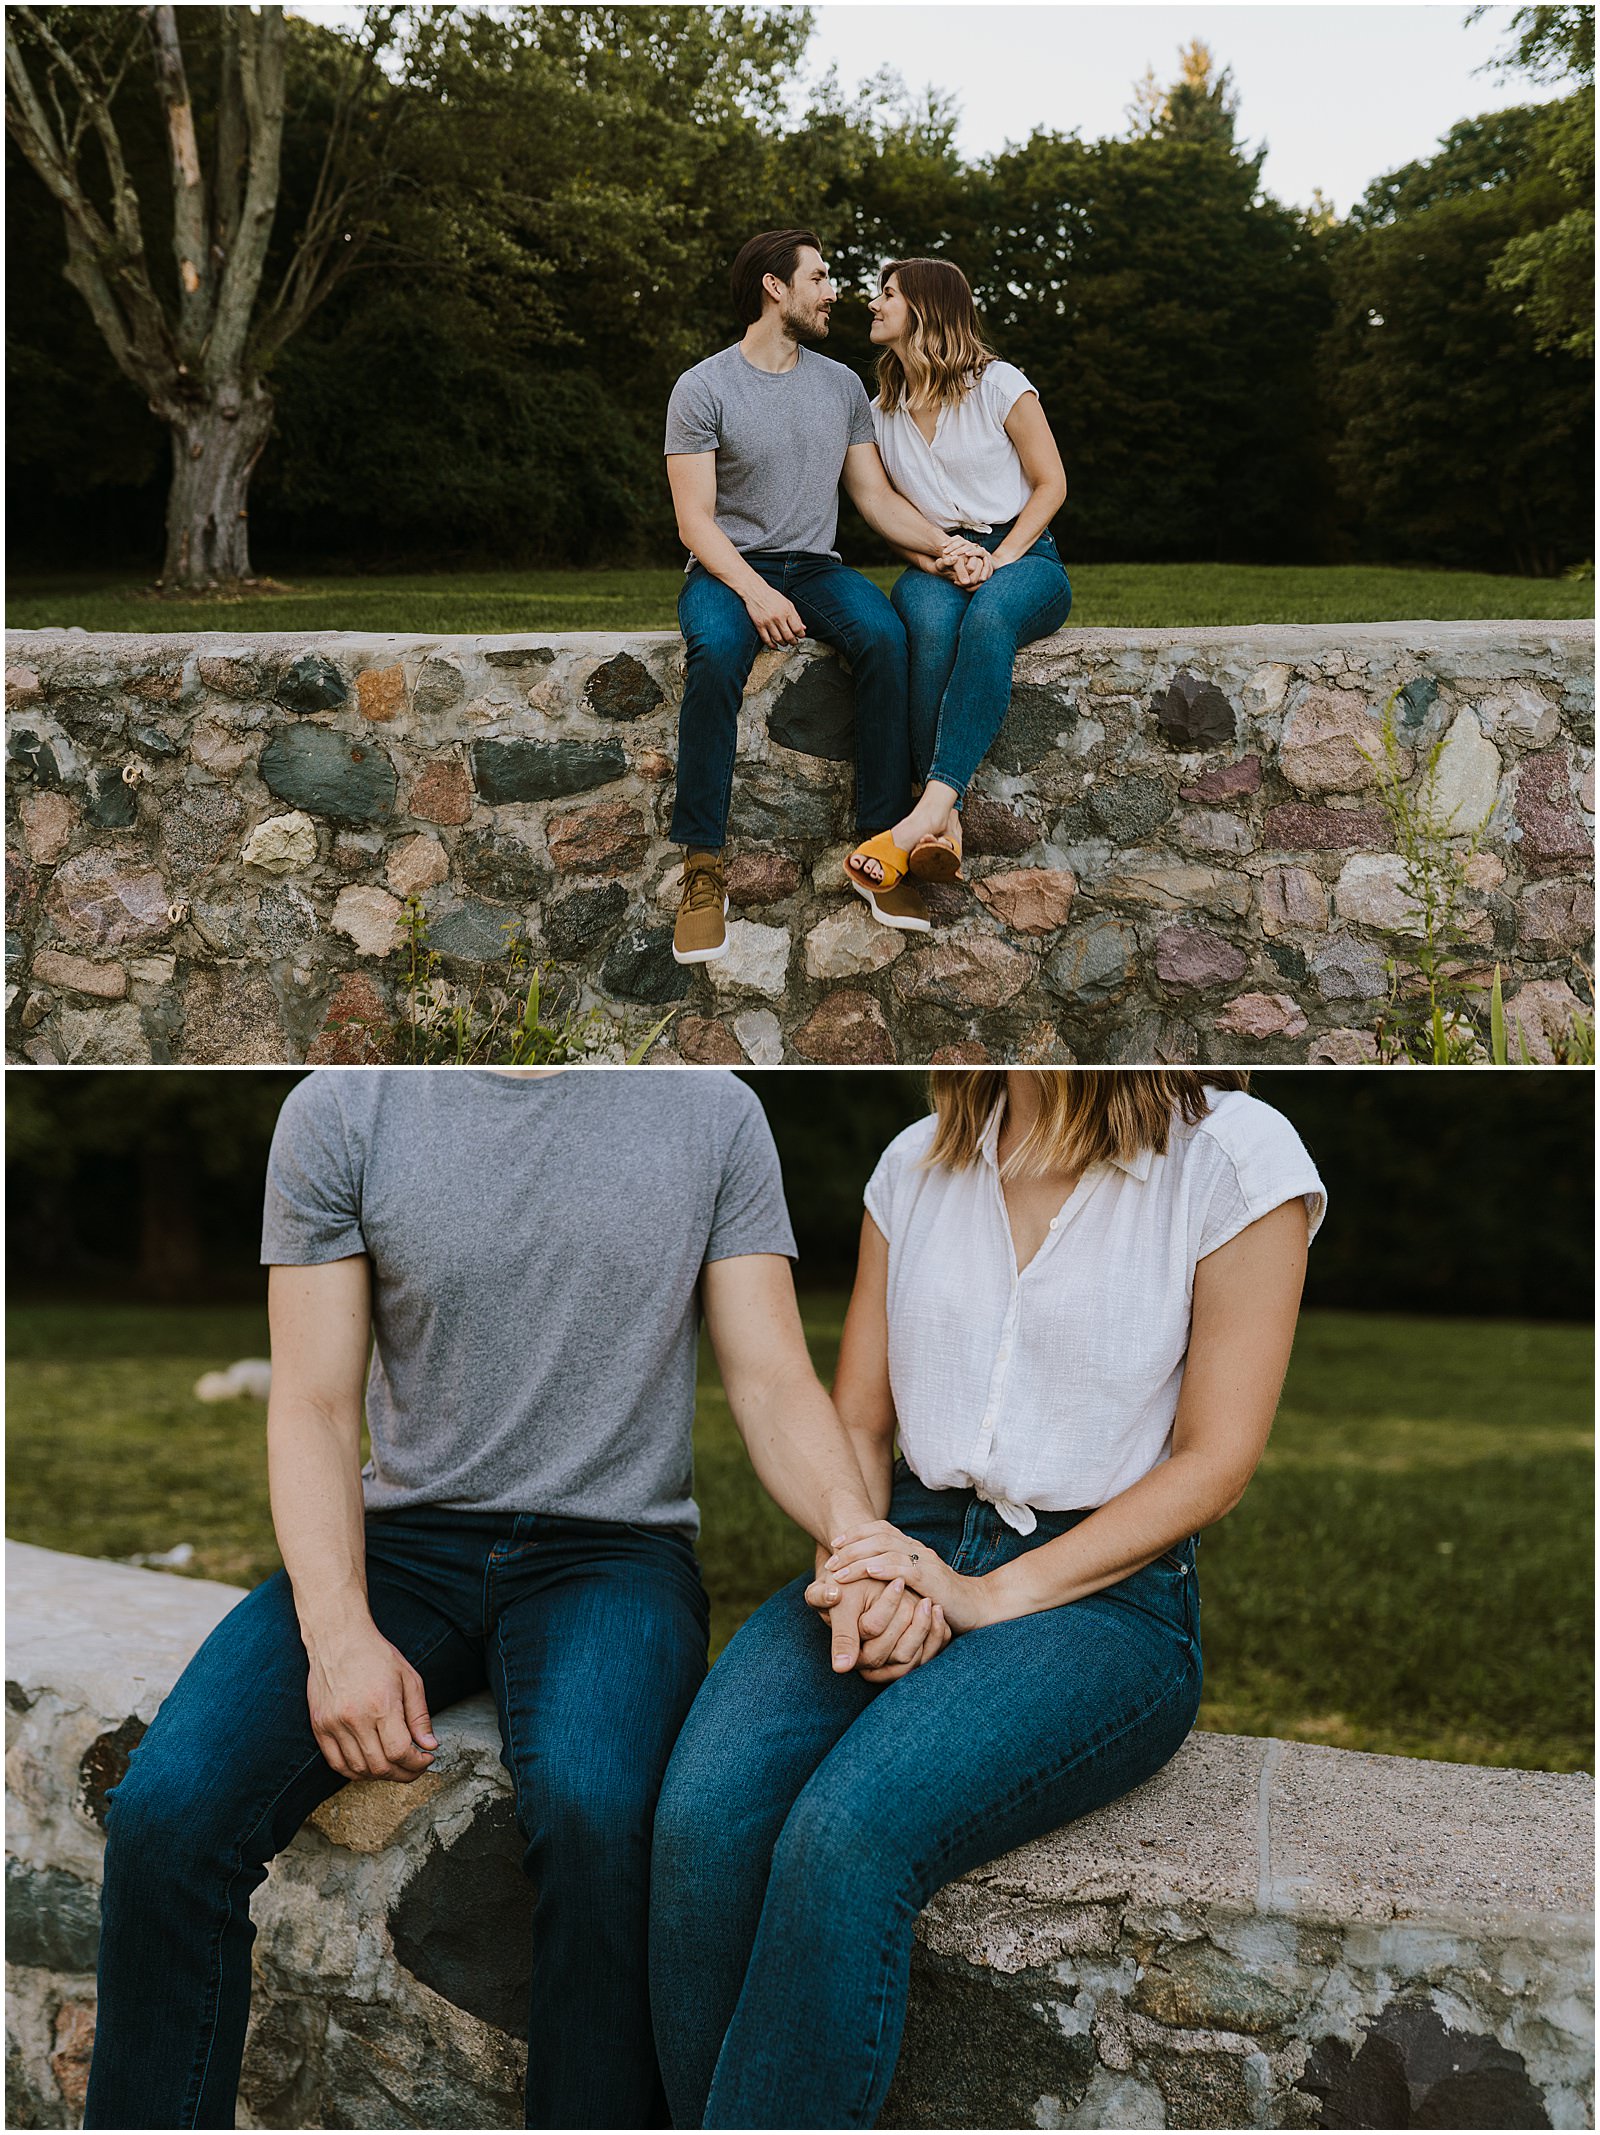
[682,862,723,914]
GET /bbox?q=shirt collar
[978,1101,1154,1181]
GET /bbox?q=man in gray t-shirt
[85,1068,919,2133]
[661,227,987,966]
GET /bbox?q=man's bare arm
[700,1252,944,1676]
[666,452,807,647]
[267,1260,437,1782]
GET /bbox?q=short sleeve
[981,360,1038,422]
[1195,1102,1328,1261]
[664,368,720,455]
[845,370,876,448]
[705,1086,798,1265]
[261,1076,366,1265]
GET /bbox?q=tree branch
[143,5,212,355]
[209,4,286,378]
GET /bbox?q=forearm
[678,509,769,602]
[853,485,950,560]
[267,1399,373,1652]
[991,479,1066,568]
[737,1366,879,1548]
[975,1448,1245,1625]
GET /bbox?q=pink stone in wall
[407,758,473,826]
[1308,1027,1379,1063]
[1262,804,1388,851]
[893,935,1034,1011]
[45,849,169,949]
[1278,690,1392,794]
[1259,866,1329,935]
[1153,927,1248,988]
[974,867,1077,935]
[930,1040,992,1063]
[728,852,803,907]
[306,972,390,1064]
[1517,879,1594,950]
[792,989,897,1063]
[20,789,77,866]
[50,2000,95,2117]
[1178,755,1262,802]
[1515,749,1591,875]
[547,801,649,875]
[6,664,42,708]
[32,949,128,999]
[675,1015,746,1064]
[1214,991,1308,1039]
[386,833,450,899]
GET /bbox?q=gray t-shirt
[261,1069,796,1537]
[663,343,876,558]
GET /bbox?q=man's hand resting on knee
[305,1620,439,1782]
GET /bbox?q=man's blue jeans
[84,1508,709,2131]
[649,1465,1199,2129]
[670,555,912,850]
[890,523,1072,798]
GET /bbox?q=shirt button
[1049,1218,1059,1230]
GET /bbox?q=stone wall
[8,1542,1594,2131]
[5,623,1593,1067]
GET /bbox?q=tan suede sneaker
[672,850,730,963]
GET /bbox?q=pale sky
[292,2,1562,216]
[795,3,1556,212]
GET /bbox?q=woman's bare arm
[989,393,1068,568]
[822,1199,1310,1629]
[267,1259,437,1782]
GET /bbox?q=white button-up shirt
[871,360,1038,533]
[864,1091,1327,1531]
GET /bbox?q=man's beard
[781,301,831,342]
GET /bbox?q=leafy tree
[1481,3,1594,356]
[1324,109,1593,573]
[1127,40,1245,149]
[964,130,1332,562]
[4,6,412,590]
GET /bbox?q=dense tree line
[6,1071,1593,1321]
[6,4,1592,578]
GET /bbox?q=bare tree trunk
[159,384,275,588]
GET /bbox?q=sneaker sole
[849,876,932,932]
[672,895,731,964]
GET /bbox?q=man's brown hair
[730,228,823,326]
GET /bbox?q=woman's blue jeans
[649,1465,1200,2129]
[890,523,1072,798]
[85,1508,709,2131]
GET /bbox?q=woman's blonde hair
[875,258,996,415]
[926,1070,1250,1179]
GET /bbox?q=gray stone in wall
[1045,919,1139,1002]
[130,722,182,759]
[8,727,64,788]
[260,726,397,822]
[1297,1996,1550,2130]
[275,654,348,713]
[543,883,627,962]
[468,738,627,805]
[599,924,692,1004]
[425,898,521,963]
[991,681,1077,773]
[728,768,844,844]
[453,832,548,907]
[4,1861,102,1974]
[1090,773,1175,845]
[82,768,137,832]
[160,788,246,879]
[1397,674,1439,730]
[584,653,664,724]
[767,658,856,761]
[389,1798,535,2037]
[1153,670,1237,748]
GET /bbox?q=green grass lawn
[6,563,1594,636]
[6,1301,1592,1772]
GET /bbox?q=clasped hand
[805,1520,984,1683]
[931,535,994,588]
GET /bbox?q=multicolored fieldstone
[3,623,1590,1063]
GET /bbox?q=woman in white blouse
[651,1068,1325,2129]
[844,261,1073,914]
